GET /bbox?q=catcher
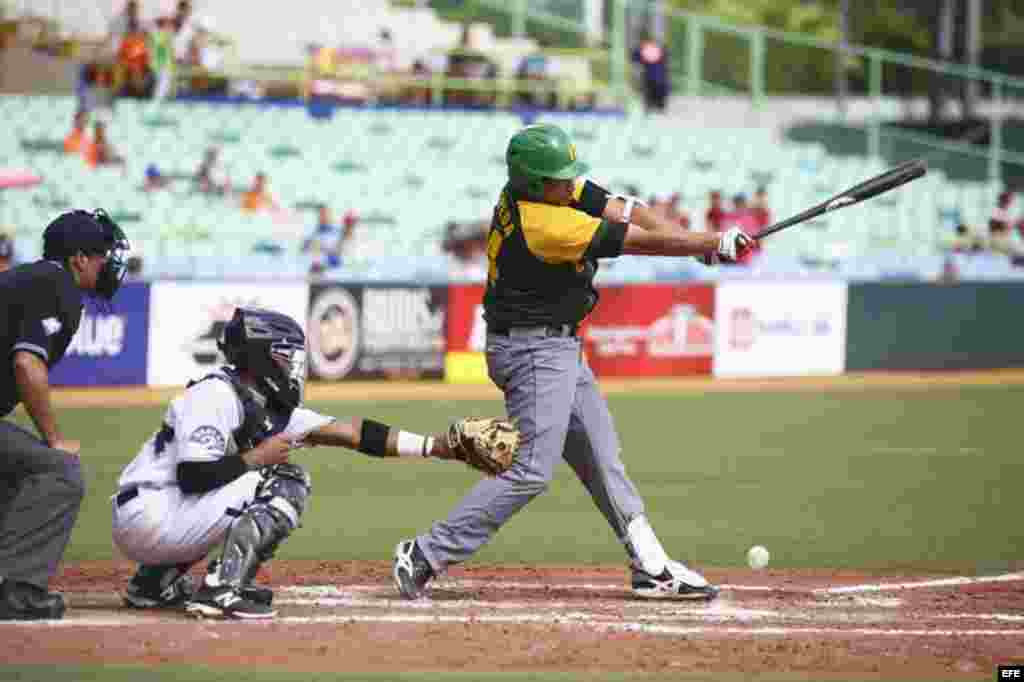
[111,307,517,619]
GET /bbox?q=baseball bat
[755,159,927,240]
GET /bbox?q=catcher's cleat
[185,584,276,620]
[240,584,274,607]
[203,559,274,607]
[123,565,195,609]
[393,539,434,600]
[631,560,719,601]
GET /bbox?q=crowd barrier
[49,280,1024,388]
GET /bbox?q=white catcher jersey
[118,368,334,490]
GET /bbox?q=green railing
[436,0,1023,185]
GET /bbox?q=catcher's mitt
[444,417,519,475]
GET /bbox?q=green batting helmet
[506,124,589,200]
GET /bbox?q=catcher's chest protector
[187,371,293,452]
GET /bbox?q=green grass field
[32,382,1024,573]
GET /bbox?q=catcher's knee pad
[255,463,311,522]
[215,465,311,587]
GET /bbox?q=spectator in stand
[302,206,356,274]
[951,223,983,253]
[751,186,771,232]
[194,148,228,194]
[63,111,90,155]
[991,191,1014,232]
[85,121,124,168]
[76,63,115,119]
[989,217,1023,260]
[722,194,761,264]
[173,0,195,64]
[632,33,669,114]
[241,173,278,213]
[108,1,140,56]
[125,255,144,280]
[443,221,488,280]
[665,192,690,230]
[149,16,176,100]
[705,190,726,232]
[116,13,151,98]
[143,164,170,191]
[0,234,13,272]
[407,58,432,106]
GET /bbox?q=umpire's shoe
[631,560,720,601]
[0,579,65,620]
[123,564,195,609]
[393,540,434,600]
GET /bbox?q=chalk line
[7,612,1023,638]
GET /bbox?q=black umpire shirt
[0,261,83,417]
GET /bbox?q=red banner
[445,283,714,377]
[447,284,487,353]
[580,284,714,377]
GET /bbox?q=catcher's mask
[43,208,131,300]
[218,307,307,411]
[506,124,589,202]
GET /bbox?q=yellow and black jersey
[483,179,626,329]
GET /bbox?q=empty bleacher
[0,94,1016,281]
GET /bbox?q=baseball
[747,545,770,570]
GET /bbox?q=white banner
[147,281,310,386]
[713,282,848,377]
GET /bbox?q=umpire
[0,209,129,620]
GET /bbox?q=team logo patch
[42,317,62,336]
[188,425,227,454]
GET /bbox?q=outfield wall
[50,280,1024,387]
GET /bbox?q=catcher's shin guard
[213,464,311,589]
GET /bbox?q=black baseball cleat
[631,560,720,601]
[123,564,195,609]
[200,559,274,607]
[0,580,66,620]
[393,539,434,600]
[185,583,276,620]
[240,584,274,607]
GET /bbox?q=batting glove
[716,227,754,262]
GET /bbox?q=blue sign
[50,282,150,386]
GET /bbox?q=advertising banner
[846,283,1024,370]
[580,284,714,377]
[713,281,847,377]
[50,282,150,386]
[147,282,310,386]
[444,284,487,384]
[307,284,446,380]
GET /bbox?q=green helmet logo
[507,124,589,200]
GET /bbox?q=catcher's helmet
[506,124,589,201]
[218,307,307,410]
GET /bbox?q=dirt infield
[1,561,1019,677]
[49,369,1024,408]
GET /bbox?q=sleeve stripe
[12,343,49,362]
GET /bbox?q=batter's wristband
[358,419,390,457]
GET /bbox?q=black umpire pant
[0,420,85,589]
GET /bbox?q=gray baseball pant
[417,332,646,572]
[0,420,85,589]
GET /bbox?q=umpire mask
[92,210,131,300]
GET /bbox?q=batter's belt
[489,324,578,338]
